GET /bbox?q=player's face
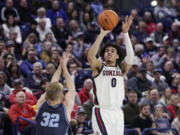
[104,46,119,65]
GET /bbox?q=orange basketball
[98,10,119,30]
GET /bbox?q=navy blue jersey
[35,101,69,135]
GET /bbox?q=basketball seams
[104,12,114,29]
[98,10,118,30]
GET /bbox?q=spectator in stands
[72,107,93,135]
[0,25,7,41]
[18,0,34,24]
[26,62,47,93]
[73,32,90,60]
[5,40,15,57]
[43,63,56,81]
[2,15,22,44]
[20,49,46,77]
[80,47,91,69]
[0,40,6,57]
[50,47,61,69]
[51,17,71,50]
[68,63,78,81]
[83,91,94,121]
[80,12,94,32]
[68,52,82,68]
[171,73,180,93]
[68,19,81,36]
[144,37,158,57]
[171,108,180,133]
[78,78,93,105]
[161,35,171,49]
[6,63,24,87]
[159,87,172,106]
[22,44,35,59]
[177,83,180,95]
[142,87,169,116]
[68,9,80,22]
[151,22,165,47]
[36,19,56,42]
[129,9,140,34]
[162,60,174,86]
[153,0,171,20]
[23,33,42,57]
[166,94,180,120]
[0,0,20,22]
[132,21,149,44]
[168,49,177,67]
[90,0,103,19]
[34,78,49,99]
[151,46,167,68]
[169,22,180,43]
[0,58,5,72]
[23,21,39,40]
[66,1,76,19]
[154,104,171,135]
[126,68,152,98]
[168,0,178,17]
[172,39,180,65]
[123,90,139,126]
[9,78,37,105]
[146,60,155,82]
[127,58,140,79]
[152,68,169,96]
[143,11,156,35]
[131,103,155,135]
[84,22,99,44]
[8,91,36,132]
[46,0,68,25]
[32,0,52,15]
[40,41,52,64]
[0,72,10,107]
[44,32,57,46]
[36,7,51,29]
[3,53,15,69]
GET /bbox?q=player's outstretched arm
[62,53,76,120]
[37,58,62,108]
[51,58,62,83]
[87,29,111,71]
[121,16,134,76]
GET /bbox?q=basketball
[98,10,119,30]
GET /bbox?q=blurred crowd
[0,0,179,135]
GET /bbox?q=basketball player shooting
[87,16,134,135]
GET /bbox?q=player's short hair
[45,82,64,101]
[99,43,125,64]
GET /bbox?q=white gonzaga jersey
[93,64,125,108]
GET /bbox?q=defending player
[87,16,134,135]
[35,53,75,135]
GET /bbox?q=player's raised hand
[61,52,70,69]
[122,16,133,33]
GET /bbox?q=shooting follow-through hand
[122,16,133,33]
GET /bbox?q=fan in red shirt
[8,91,36,132]
[78,78,93,105]
[9,78,37,105]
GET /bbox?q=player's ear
[116,54,119,59]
